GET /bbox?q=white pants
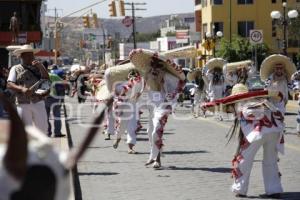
[106,108,115,134]
[115,101,138,145]
[232,133,283,195]
[146,92,172,161]
[17,101,48,134]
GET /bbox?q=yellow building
[195,0,300,57]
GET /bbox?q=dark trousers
[45,96,62,135]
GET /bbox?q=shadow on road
[159,166,231,173]
[163,150,209,155]
[247,192,300,200]
[78,172,119,176]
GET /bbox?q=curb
[63,104,83,200]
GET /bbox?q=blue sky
[46,0,194,18]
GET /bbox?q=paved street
[65,97,300,200]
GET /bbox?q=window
[202,0,207,7]
[195,0,201,5]
[213,0,223,5]
[237,0,253,4]
[213,22,224,33]
[238,21,254,37]
[272,20,276,37]
[203,23,208,38]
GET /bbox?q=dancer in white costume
[223,60,252,95]
[291,70,300,136]
[202,58,227,120]
[260,54,296,111]
[227,84,285,198]
[105,62,144,153]
[187,68,206,117]
[202,84,285,198]
[129,49,185,168]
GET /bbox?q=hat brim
[129,49,185,81]
[201,90,281,112]
[187,69,202,82]
[104,62,138,92]
[224,60,252,72]
[206,58,227,71]
[13,49,40,57]
[260,54,296,81]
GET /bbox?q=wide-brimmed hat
[260,54,296,81]
[129,49,185,81]
[222,84,281,105]
[206,58,227,71]
[187,68,202,82]
[162,45,197,58]
[224,60,252,73]
[104,62,138,92]
[201,84,281,112]
[13,44,40,57]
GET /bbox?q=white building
[119,42,150,60]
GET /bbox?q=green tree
[216,35,270,69]
[135,30,160,42]
[166,31,176,37]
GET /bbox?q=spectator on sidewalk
[45,63,66,137]
[6,44,49,133]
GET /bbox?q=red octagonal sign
[122,16,133,27]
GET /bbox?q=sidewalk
[286,100,298,112]
[50,106,75,200]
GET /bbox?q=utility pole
[131,3,136,49]
[229,0,232,43]
[124,2,146,49]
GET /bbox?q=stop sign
[122,16,133,27]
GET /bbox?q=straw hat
[231,83,249,96]
[206,58,227,71]
[260,54,296,81]
[224,60,252,73]
[222,84,281,105]
[187,68,202,82]
[95,81,111,101]
[13,44,40,57]
[129,49,185,81]
[104,62,138,92]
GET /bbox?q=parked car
[246,75,265,91]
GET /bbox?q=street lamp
[270,2,298,55]
[205,31,223,57]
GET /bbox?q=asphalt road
[65,97,300,200]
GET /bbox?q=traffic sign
[122,16,133,27]
[249,30,263,44]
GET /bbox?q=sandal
[128,149,137,154]
[145,159,154,166]
[152,161,161,169]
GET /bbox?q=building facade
[195,0,300,56]
[0,0,44,67]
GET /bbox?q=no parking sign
[249,30,263,44]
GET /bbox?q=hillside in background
[46,13,194,57]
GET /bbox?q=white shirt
[7,65,17,83]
